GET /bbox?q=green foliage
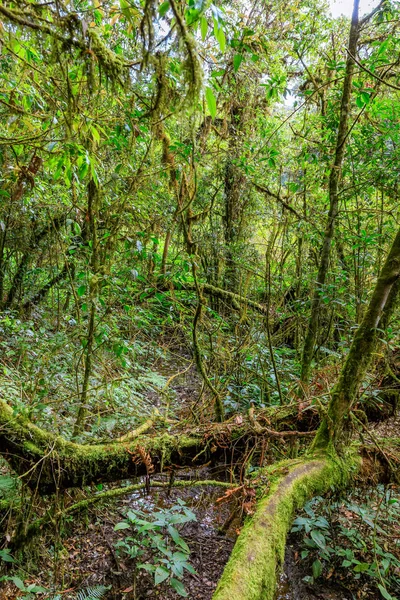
[48,586,110,600]
[0,575,47,598]
[114,499,197,597]
[75,586,111,600]
[292,487,400,598]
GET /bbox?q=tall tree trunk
[300,0,360,387]
[222,100,247,293]
[73,179,100,437]
[313,226,400,449]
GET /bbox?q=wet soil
[11,477,236,600]
[275,546,353,600]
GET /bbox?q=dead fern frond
[131,444,155,476]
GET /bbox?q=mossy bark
[213,454,360,600]
[0,398,207,493]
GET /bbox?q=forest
[0,0,399,598]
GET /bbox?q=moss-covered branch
[0,399,315,493]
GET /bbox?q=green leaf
[361,91,371,104]
[138,563,156,573]
[312,559,322,579]
[77,285,86,297]
[233,54,243,72]
[159,1,169,16]
[310,530,326,550]
[168,525,190,552]
[0,549,14,563]
[154,565,169,585]
[91,126,100,144]
[378,584,393,600]
[11,577,26,591]
[200,16,208,40]
[170,578,188,597]
[27,584,48,593]
[114,521,131,530]
[353,562,370,573]
[205,87,217,118]
[216,27,226,52]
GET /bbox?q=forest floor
[1,335,399,600]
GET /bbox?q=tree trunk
[213,455,360,600]
[300,0,360,387]
[73,179,100,437]
[313,226,400,449]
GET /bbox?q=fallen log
[0,398,316,494]
[213,452,361,600]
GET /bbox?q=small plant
[49,586,110,600]
[291,487,400,600]
[114,498,197,597]
[0,575,47,598]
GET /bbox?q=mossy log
[213,453,361,600]
[0,399,314,494]
[0,398,209,493]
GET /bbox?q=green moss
[213,452,361,600]
[0,397,206,492]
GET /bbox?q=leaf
[77,285,86,297]
[200,16,208,40]
[91,126,100,144]
[154,565,169,585]
[205,87,217,118]
[216,27,226,52]
[114,521,131,530]
[312,559,322,579]
[353,562,370,573]
[159,1,169,16]
[0,549,14,563]
[361,91,371,104]
[378,584,393,600]
[310,530,326,550]
[233,54,243,72]
[138,563,156,573]
[27,584,48,593]
[170,578,188,597]
[11,577,26,591]
[168,525,190,552]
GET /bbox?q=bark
[300,0,360,387]
[73,179,100,436]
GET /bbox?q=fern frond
[75,585,110,600]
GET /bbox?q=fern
[75,585,110,600]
